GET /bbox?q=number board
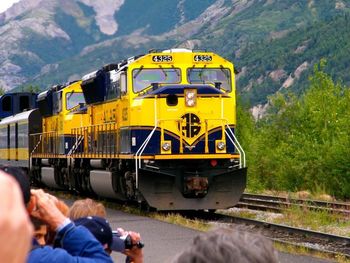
[193,54,213,62]
[152,55,173,63]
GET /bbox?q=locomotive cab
[31,81,89,189]
[34,82,86,155]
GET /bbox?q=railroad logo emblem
[179,113,201,138]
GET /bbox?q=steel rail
[215,214,350,245]
[238,193,350,216]
[181,211,350,256]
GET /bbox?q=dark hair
[0,166,30,205]
[172,227,278,263]
[30,216,45,231]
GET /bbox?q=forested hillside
[238,61,350,198]
[235,14,350,107]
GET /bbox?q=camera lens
[136,241,144,248]
[124,235,133,249]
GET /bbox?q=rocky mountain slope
[0,0,218,90]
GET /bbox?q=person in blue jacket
[28,189,113,263]
[2,166,113,263]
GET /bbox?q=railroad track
[236,193,350,216]
[181,211,350,257]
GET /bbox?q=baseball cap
[74,216,113,247]
[0,166,30,204]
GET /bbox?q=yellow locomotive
[30,80,88,189]
[0,49,247,210]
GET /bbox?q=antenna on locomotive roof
[148,49,156,53]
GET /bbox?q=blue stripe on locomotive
[129,128,235,155]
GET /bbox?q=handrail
[67,135,84,156]
[225,124,246,168]
[32,131,59,156]
[218,93,246,167]
[183,116,245,167]
[30,131,60,136]
[30,134,42,155]
[71,122,118,157]
[134,97,158,189]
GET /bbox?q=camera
[112,231,144,252]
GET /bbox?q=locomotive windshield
[132,68,181,92]
[187,68,232,92]
[66,92,85,110]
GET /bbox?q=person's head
[74,216,113,254]
[0,166,30,206]
[31,216,47,246]
[69,198,106,220]
[0,167,51,245]
[68,198,127,253]
[171,227,278,263]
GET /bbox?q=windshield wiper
[158,65,168,78]
[220,65,229,79]
[199,65,207,83]
[67,90,74,99]
[188,64,195,81]
[133,66,144,78]
[171,65,180,77]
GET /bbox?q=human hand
[30,189,67,230]
[116,227,126,236]
[0,171,33,263]
[124,231,143,263]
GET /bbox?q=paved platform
[105,207,334,263]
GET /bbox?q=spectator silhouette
[69,198,143,263]
[171,227,278,263]
[0,166,113,263]
[0,167,33,263]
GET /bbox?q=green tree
[21,85,41,93]
[0,86,5,95]
[244,61,350,198]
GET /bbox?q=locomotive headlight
[187,99,195,107]
[187,92,195,99]
[185,89,197,107]
[217,141,226,150]
[162,142,171,151]
[161,140,172,154]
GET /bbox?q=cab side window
[120,72,127,95]
[19,95,30,111]
[107,71,121,100]
[53,91,62,114]
[2,96,12,112]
